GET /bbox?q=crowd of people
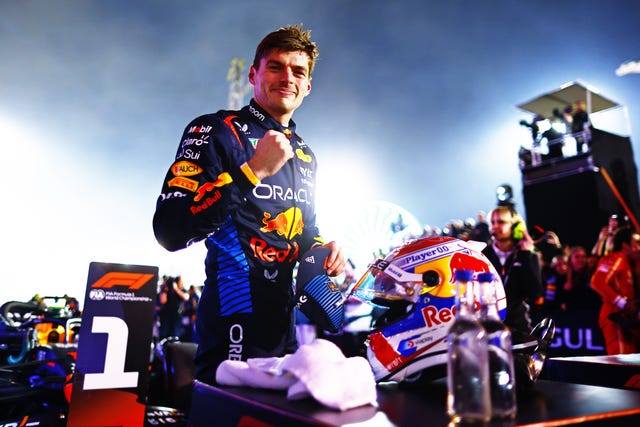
[420,208,640,355]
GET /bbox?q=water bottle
[447,270,491,423]
[478,271,517,419]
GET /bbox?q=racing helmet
[347,236,505,383]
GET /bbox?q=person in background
[469,210,491,243]
[519,114,545,165]
[180,285,200,342]
[587,253,600,275]
[592,214,620,258]
[153,25,345,384]
[540,119,565,160]
[532,227,563,266]
[562,246,601,312]
[519,114,544,145]
[153,277,168,343]
[591,226,640,354]
[482,205,544,341]
[569,101,591,153]
[158,276,189,340]
[541,254,569,318]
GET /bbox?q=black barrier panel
[541,308,606,358]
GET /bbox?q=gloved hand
[622,299,640,322]
[294,246,345,333]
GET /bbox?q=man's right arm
[591,255,626,308]
[152,115,254,251]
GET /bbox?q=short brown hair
[253,24,319,75]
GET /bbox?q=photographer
[481,206,544,341]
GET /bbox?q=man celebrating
[153,25,345,384]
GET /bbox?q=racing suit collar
[248,98,297,136]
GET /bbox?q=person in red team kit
[153,25,345,384]
[591,226,640,355]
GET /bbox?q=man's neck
[493,238,515,253]
[253,100,292,126]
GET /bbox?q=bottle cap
[454,269,474,281]
[477,272,494,283]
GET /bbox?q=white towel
[215,339,378,411]
[280,339,378,411]
[214,358,297,390]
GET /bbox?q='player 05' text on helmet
[347,236,505,383]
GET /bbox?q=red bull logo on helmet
[260,207,304,240]
[448,251,491,283]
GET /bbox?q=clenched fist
[247,130,294,180]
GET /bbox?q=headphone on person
[507,206,527,241]
[511,220,525,240]
[492,205,526,241]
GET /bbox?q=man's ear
[304,78,312,96]
[248,66,256,85]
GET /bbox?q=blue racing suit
[153,99,324,383]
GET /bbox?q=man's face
[569,249,587,271]
[552,257,568,275]
[490,211,512,241]
[249,49,312,123]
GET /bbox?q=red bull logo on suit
[260,207,304,240]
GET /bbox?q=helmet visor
[348,259,426,303]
